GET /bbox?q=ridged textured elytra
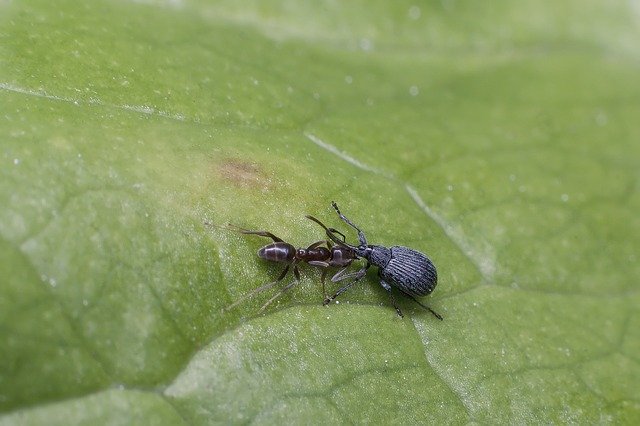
[381,246,437,297]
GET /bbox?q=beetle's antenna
[331,202,367,246]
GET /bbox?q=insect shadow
[223,224,358,313]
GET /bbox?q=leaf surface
[1,0,639,424]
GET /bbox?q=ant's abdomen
[258,242,296,263]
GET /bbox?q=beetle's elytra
[381,246,437,297]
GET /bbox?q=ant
[224,224,357,312]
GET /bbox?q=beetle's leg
[259,263,301,312]
[323,279,357,305]
[227,224,284,243]
[324,264,370,305]
[331,202,368,246]
[400,291,443,320]
[225,263,290,311]
[380,279,404,318]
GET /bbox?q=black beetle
[306,202,442,320]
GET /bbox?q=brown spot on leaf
[218,159,270,190]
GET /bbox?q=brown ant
[225,223,357,312]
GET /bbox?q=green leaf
[1,0,639,424]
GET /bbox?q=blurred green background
[1,0,639,424]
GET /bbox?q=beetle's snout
[354,245,369,258]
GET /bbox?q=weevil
[307,202,442,320]
[225,225,357,312]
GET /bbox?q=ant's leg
[325,267,347,303]
[259,279,299,312]
[320,269,328,301]
[225,264,290,311]
[324,264,370,305]
[400,291,443,321]
[330,264,368,283]
[259,264,301,312]
[227,224,284,243]
[304,262,334,302]
[331,202,367,246]
[329,266,350,282]
[380,280,404,318]
[293,264,301,281]
[305,262,331,301]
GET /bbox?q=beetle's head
[353,245,372,259]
